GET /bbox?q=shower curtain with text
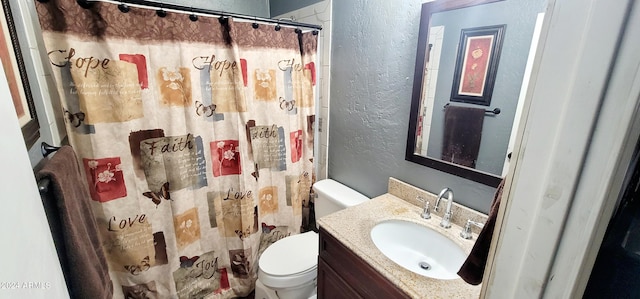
[35,1,317,297]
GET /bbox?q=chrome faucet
[434,187,454,228]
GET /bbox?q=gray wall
[329,1,543,213]
[163,0,270,17]
[270,0,323,16]
[426,0,545,175]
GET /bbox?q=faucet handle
[417,196,431,219]
[460,219,485,240]
[421,201,431,219]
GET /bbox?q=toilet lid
[259,231,319,276]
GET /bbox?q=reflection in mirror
[406,0,546,187]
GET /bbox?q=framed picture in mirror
[450,25,506,106]
[1,0,39,148]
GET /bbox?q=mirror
[406,0,545,187]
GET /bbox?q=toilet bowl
[254,179,369,299]
[255,232,318,299]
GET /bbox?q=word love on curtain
[35,1,318,298]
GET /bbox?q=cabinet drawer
[318,227,411,299]
[318,257,362,299]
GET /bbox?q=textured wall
[270,0,324,17]
[329,0,505,213]
[163,0,270,18]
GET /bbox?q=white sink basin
[370,219,466,280]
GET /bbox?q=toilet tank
[312,179,369,222]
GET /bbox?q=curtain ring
[156,1,167,17]
[275,23,281,31]
[218,15,228,24]
[76,0,93,9]
[189,7,198,21]
[118,2,129,13]
[252,17,259,29]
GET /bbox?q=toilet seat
[258,231,319,288]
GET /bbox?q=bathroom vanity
[318,227,410,298]
[316,178,486,298]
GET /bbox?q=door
[583,138,640,298]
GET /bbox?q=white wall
[0,59,68,298]
[9,0,67,166]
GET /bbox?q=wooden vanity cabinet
[317,227,411,299]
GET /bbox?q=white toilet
[254,179,369,299]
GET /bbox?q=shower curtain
[35,1,317,298]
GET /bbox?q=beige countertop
[317,192,482,299]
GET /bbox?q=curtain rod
[62,0,323,31]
